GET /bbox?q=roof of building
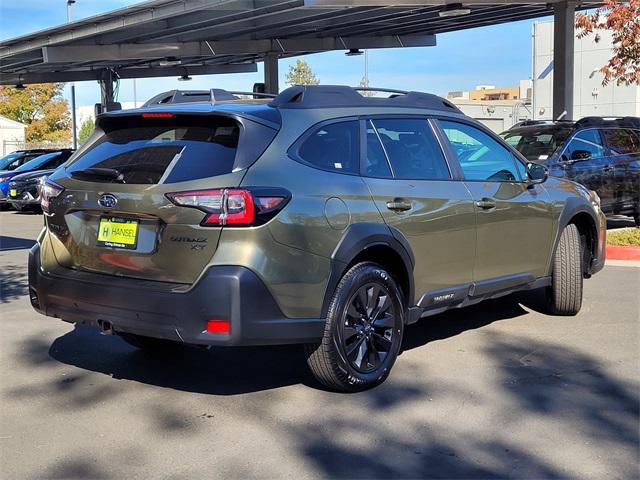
[0,0,603,85]
[0,115,27,128]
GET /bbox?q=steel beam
[41,35,436,64]
[552,1,575,119]
[0,63,257,85]
[264,53,279,94]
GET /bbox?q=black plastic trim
[28,244,324,346]
[321,222,415,318]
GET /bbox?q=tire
[546,224,583,316]
[305,262,405,392]
[119,332,178,351]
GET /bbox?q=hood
[0,170,17,180]
[9,169,55,183]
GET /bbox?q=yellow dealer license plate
[9,189,17,197]
[97,217,139,250]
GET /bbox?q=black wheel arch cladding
[321,222,415,318]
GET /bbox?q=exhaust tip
[97,320,114,335]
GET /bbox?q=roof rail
[209,89,276,104]
[575,116,640,129]
[512,119,575,128]
[269,85,462,113]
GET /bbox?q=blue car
[0,149,74,208]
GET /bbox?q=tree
[285,59,320,86]
[0,83,71,143]
[78,119,95,145]
[575,0,640,86]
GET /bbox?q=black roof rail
[269,85,462,113]
[142,89,276,107]
[575,116,640,129]
[512,119,575,128]
[209,89,276,104]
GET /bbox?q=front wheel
[305,262,405,392]
[546,224,583,315]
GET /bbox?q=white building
[0,115,27,155]
[533,20,640,119]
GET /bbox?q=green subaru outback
[29,86,606,391]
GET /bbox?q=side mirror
[526,162,548,185]
[571,149,592,161]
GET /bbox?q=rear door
[558,128,609,208]
[600,128,640,215]
[45,113,262,284]
[361,117,476,304]
[436,119,553,283]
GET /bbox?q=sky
[0,0,552,108]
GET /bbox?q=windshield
[501,127,573,161]
[14,152,63,172]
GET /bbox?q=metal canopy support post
[264,53,279,94]
[70,84,77,149]
[552,1,575,120]
[99,69,116,111]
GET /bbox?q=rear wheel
[119,332,178,351]
[305,262,404,392]
[546,224,583,315]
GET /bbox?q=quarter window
[563,129,605,160]
[439,120,523,182]
[601,128,640,155]
[297,121,359,174]
[368,118,450,180]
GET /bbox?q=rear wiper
[70,168,125,183]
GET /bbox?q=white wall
[0,116,26,155]
[533,20,640,119]
[450,100,532,133]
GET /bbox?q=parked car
[0,149,57,171]
[501,117,640,225]
[29,86,605,392]
[0,150,74,209]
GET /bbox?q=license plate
[9,189,16,197]
[97,217,139,250]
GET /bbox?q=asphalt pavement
[0,210,638,479]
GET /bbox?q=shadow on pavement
[0,263,28,303]
[0,235,36,252]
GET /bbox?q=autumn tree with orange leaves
[575,0,640,86]
[0,83,71,143]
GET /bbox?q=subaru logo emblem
[98,193,118,208]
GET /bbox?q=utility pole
[67,0,77,149]
[364,49,369,89]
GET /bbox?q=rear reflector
[206,319,230,334]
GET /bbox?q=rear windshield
[66,119,240,184]
[501,127,572,161]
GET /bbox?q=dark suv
[501,117,640,225]
[29,86,605,391]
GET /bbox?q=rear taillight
[166,188,288,227]
[41,180,64,213]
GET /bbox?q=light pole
[67,0,77,149]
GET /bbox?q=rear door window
[602,128,640,155]
[296,121,359,174]
[66,119,240,184]
[369,118,450,180]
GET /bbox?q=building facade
[533,20,640,120]
[0,115,27,155]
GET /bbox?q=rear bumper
[28,244,325,346]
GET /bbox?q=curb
[606,245,640,261]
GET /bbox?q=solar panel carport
[0,0,600,119]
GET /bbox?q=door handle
[602,164,613,173]
[475,198,496,210]
[386,199,412,212]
